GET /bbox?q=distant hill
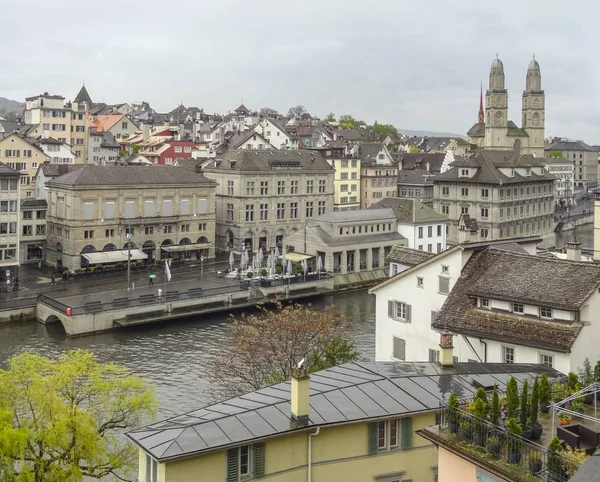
[0,97,23,113]
[399,128,466,139]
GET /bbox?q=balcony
[119,216,180,225]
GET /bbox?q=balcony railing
[435,404,569,481]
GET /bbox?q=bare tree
[287,105,307,118]
[208,302,358,400]
[260,107,279,118]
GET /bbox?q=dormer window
[481,298,490,308]
[512,303,524,313]
[461,169,469,177]
[540,307,552,319]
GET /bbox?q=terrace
[418,380,600,481]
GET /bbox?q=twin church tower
[467,55,545,157]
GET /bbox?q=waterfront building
[34,163,84,201]
[0,162,20,282]
[396,170,435,204]
[0,133,49,199]
[202,150,334,252]
[542,156,575,206]
[127,358,557,482]
[19,198,47,264]
[369,197,448,253]
[284,209,406,274]
[360,143,397,208]
[370,235,600,374]
[432,150,556,243]
[45,165,217,270]
[467,55,545,158]
[23,92,90,162]
[544,138,599,191]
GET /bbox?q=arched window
[532,113,540,127]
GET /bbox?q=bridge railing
[37,294,71,314]
[68,284,243,316]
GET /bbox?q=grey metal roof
[306,226,407,247]
[0,161,20,177]
[545,140,598,152]
[368,198,448,224]
[311,208,396,223]
[386,245,436,266]
[126,361,561,462]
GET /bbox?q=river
[0,290,376,419]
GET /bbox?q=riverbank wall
[0,298,37,323]
[334,269,387,291]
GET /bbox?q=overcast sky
[2,0,599,142]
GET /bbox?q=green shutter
[367,422,378,455]
[401,418,413,449]
[226,448,238,482]
[253,443,265,478]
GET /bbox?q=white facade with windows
[0,163,21,282]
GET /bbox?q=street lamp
[201,255,204,273]
[126,219,132,290]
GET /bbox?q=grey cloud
[1,0,599,142]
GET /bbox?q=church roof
[467,122,485,137]
[74,85,92,104]
[490,55,504,74]
[528,57,540,73]
[506,121,529,137]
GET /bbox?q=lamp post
[201,255,204,273]
[126,219,132,291]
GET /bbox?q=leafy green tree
[530,376,540,427]
[372,122,398,138]
[519,379,529,428]
[131,143,141,154]
[548,150,563,158]
[407,145,420,153]
[578,357,594,387]
[323,113,336,123]
[338,115,357,129]
[490,385,499,425]
[209,303,358,399]
[0,350,157,482]
[506,376,519,420]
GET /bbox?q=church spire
[478,81,484,123]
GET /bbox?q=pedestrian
[50,273,56,286]
[149,274,154,286]
[62,271,68,283]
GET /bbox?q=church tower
[484,54,509,150]
[522,56,545,157]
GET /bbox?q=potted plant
[595,360,600,400]
[447,392,460,433]
[520,380,532,440]
[567,372,579,395]
[486,434,501,454]
[459,420,472,440]
[260,268,268,278]
[506,377,519,421]
[552,382,566,402]
[579,358,595,404]
[561,445,591,477]
[472,397,488,446]
[529,377,543,440]
[539,372,552,413]
[558,412,572,426]
[571,398,585,415]
[548,436,565,477]
[505,418,523,464]
[490,385,500,426]
[246,271,254,278]
[528,452,543,474]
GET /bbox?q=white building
[542,157,574,206]
[87,131,120,165]
[37,137,75,165]
[253,118,298,149]
[370,235,600,375]
[369,197,448,253]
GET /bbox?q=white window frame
[417,277,424,288]
[502,345,515,364]
[540,353,554,368]
[145,454,158,482]
[238,444,253,477]
[480,298,490,308]
[540,307,552,319]
[512,303,524,313]
[377,418,401,452]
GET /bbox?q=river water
[0,291,376,419]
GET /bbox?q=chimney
[290,366,310,425]
[439,332,454,367]
[457,225,471,244]
[142,123,150,141]
[595,191,600,262]
[566,238,582,262]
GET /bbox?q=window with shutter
[144,200,154,217]
[226,448,239,482]
[393,337,406,361]
[104,201,114,219]
[181,198,190,215]
[431,310,438,325]
[367,422,378,455]
[438,276,450,294]
[400,418,413,449]
[125,200,135,218]
[163,199,172,216]
[253,443,265,478]
[198,198,207,214]
[83,202,94,220]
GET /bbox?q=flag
[164,260,172,282]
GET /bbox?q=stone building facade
[0,133,49,199]
[0,163,20,281]
[432,150,556,243]
[202,150,334,252]
[45,165,216,270]
[467,55,545,158]
[545,139,599,191]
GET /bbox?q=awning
[280,252,313,262]
[81,249,148,264]
[161,242,212,253]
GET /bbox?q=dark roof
[506,120,529,137]
[386,245,436,266]
[126,361,560,462]
[0,162,20,177]
[25,93,64,101]
[36,137,63,145]
[332,129,361,141]
[0,120,22,135]
[545,140,598,152]
[395,153,445,172]
[234,104,250,114]
[46,164,216,188]
[208,150,333,172]
[74,85,93,104]
[459,213,478,232]
[467,122,485,137]
[20,199,47,208]
[433,248,590,352]
[368,198,447,223]
[434,150,555,185]
[39,164,85,178]
[397,169,435,186]
[311,208,395,223]
[359,143,386,162]
[306,226,406,247]
[229,131,271,149]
